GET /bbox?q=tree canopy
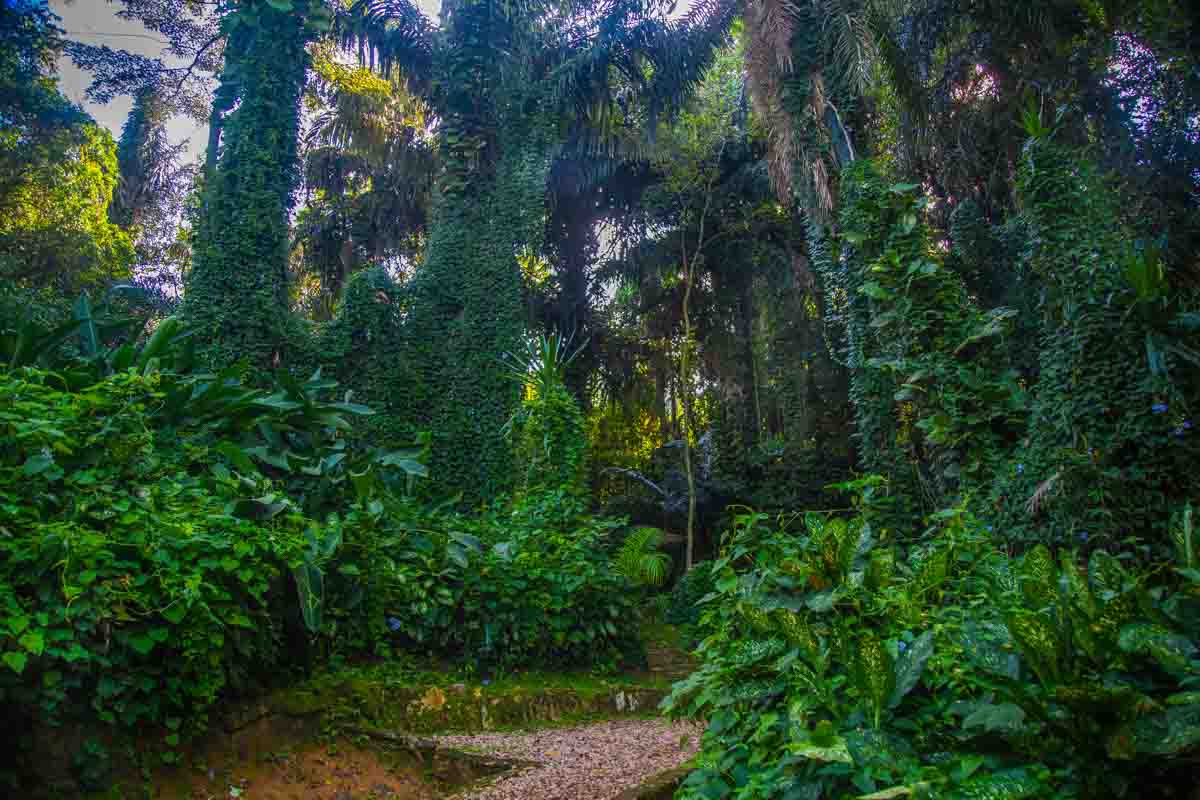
[2,0,1200,795]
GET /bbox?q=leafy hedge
[0,369,311,782]
[665,500,1200,798]
[381,490,642,671]
[0,323,639,790]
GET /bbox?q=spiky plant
[501,330,589,398]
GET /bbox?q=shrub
[665,560,716,628]
[503,332,591,500]
[613,526,673,588]
[381,490,642,671]
[664,497,1200,799]
[0,369,310,751]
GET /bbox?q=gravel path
[438,718,703,800]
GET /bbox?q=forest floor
[122,629,700,800]
[148,718,700,800]
[438,718,702,800]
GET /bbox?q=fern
[613,526,673,588]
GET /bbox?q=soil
[106,663,702,800]
[152,740,435,800]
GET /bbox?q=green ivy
[184,2,322,370]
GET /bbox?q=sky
[49,0,689,160]
[49,0,210,158]
[48,0,440,158]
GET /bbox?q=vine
[183,2,325,371]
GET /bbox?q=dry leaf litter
[439,718,703,800]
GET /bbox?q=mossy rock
[266,673,670,734]
[613,766,692,800]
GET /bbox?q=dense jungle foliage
[1,0,1199,796]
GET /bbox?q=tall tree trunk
[185,6,312,370]
[681,269,698,571]
[680,169,718,571]
[399,139,551,503]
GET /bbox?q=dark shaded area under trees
[2,0,1200,796]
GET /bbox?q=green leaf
[328,401,375,416]
[1019,546,1057,607]
[73,292,99,357]
[854,635,895,727]
[377,452,428,477]
[1118,623,1197,674]
[859,282,892,300]
[110,343,135,372]
[3,652,27,674]
[888,631,934,708]
[1006,611,1062,685]
[1089,550,1127,597]
[215,441,257,474]
[128,635,155,656]
[293,562,324,634]
[21,452,55,476]
[950,772,1041,800]
[962,702,1026,733]
[789,732,853,764]
[137,316,181,373]
[18,631,44,656]
[253,394,304,412]
[715,570,738,594]
[446,545,469,569]
[1133,703,1200,755]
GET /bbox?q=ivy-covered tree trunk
[382,0,557,502]
[110,88,169,230]
[401,133,551,501]
[184,5,313,370]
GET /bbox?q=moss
[267,686,337,717]
[612,765,693,800]
[275,665,673,735]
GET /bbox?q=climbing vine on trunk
[185,2,329,370]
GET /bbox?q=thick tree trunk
[185,7,312,370]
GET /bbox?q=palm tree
[179,0,738,497]
[742,0,874,220]
[294,55,436,315]
[328,0,739,499]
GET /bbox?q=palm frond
[614,526,673,587]
[335,0,436,93]
[745,0,799,201]
[1026,470,1062,517]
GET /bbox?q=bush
[380,490,642,671]
[0,369,309,750]
[665,560,716,628]
[0,300,645,791]
[664,497,1200,799]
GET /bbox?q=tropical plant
[502,330,589,397]
[613,526,674,588]
[665,488,1200,799]
[380,490,642,670]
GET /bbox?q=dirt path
[438,718,702,800]
[155,739,436,800]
